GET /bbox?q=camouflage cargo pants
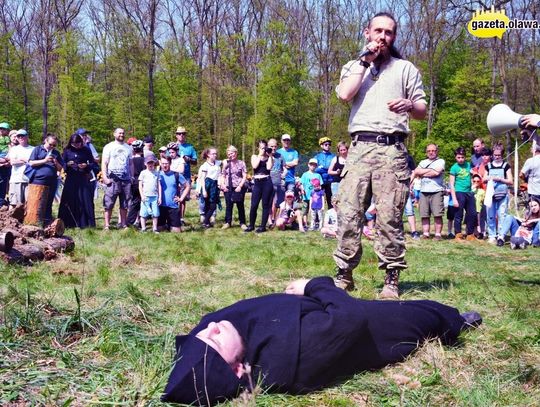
[333,141,410,271]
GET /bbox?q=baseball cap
[0,122,11,130]
[176,126,187,134]
[159,146,167,152]
[144,154,158,164]
[127,137,137,145]
[143,135,154,144]
[310,177,321,187]
[319,136,331,145]
[308,158,318,165]
[75,128,90,136]
[281,133,291,141]
[16,129,28,137]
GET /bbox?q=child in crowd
[199,147,221,228]
[276,190,305,232]
[309,178,325,230]
[449,147,477,240]
[300,159,323,227]
[139,155,162,233]
[363,201,376,240]
[472,174,486,239]
[445,183,455,238]
[321,196,338,238]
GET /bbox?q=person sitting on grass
[320,196,338,238]
[138,155,161,233]
[497,197,540,248]
[275,190,305,232]
[162,276,482,406]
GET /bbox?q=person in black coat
[162,276,481,406]
[58,133,98,228]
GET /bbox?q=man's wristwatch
[359,59,370,68]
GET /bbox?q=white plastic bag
[484,179,494,208]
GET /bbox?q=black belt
[350,131,407,145]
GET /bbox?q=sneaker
[140,228,146,232]
[447,232,455,239]
[466,234,477,241]
[244,226,254,233]
[153,229,160,234]
[433,235,442,241]
[334,269,355,291]
[203,224,212,229]
[510,241,517,249]
[496,238,504,247]
[240,224,248,231]
[221,223,230,230]
[421,233,430,240]
[488,237,497,244]
[460,311,483,331]
[362,226,373,240]
[411,231,420,240]
[255,227,267,233]
[455,233,465,240]
[519,242,527,249]
[209,216,216,225]
[103,226,110,231]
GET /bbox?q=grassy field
[1,204,539,406]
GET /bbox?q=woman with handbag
[58,133,99,228]
[220,145,247,230]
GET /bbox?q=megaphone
[486,104,524,135]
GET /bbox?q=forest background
[0,0,538,165]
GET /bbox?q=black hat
[143,135,154,144]
[162,335,242,406]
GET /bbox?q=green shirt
[450,162,472,193]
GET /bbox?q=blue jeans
[487,195,508,239]
[499,216,540,245]
[499,215,519,238]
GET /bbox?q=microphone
[359,49,374,59]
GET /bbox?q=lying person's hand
[285,279,310,296]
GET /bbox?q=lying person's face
[196,321,245,370]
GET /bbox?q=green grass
[1,204,539,406]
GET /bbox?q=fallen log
[0,243,45,264]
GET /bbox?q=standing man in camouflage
[333,12,427,299]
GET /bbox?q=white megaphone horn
[486,104,524,135]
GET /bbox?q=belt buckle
[376,135,390,145]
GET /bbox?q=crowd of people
[0,121,539,250]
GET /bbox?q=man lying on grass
[162,276,481,406]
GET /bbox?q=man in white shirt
[102,128,134,229]
[413,144,445,239]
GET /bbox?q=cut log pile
[0,204,74,264]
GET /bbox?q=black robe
[58,146,97,228]
[163,277,464,405]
